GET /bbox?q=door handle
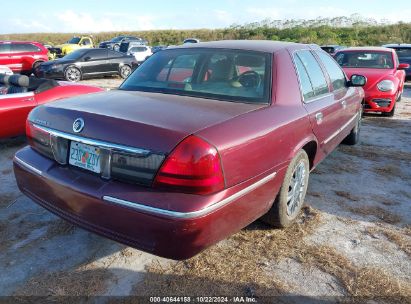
[315,112,323,123]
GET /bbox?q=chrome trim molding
[32,123,150,156]
[323,112,359,145]
[14,156,43,176]
[103,171,277,219]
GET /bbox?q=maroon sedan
[13,41,365,260]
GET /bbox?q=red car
[0,41,49,75]
[335,47,409,117]
[0,74,103,138]
[13,41,365,260]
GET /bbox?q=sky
[1,0,411,34]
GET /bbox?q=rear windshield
[391,48,411,59]
[335,51,394,69]
[321,47,335,54]
[120,48,271,103]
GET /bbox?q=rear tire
[113,44,120,52]
[119,65,132,79]
[343,112,361,145]
[260,150,310,228]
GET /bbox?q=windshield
[391,48,411,59]
[120,48,271,103]
[110,36,124,43]
[336,51,394,69]
[67,37,81,44]
[62,49,88,60]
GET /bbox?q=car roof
[337,46,394,53]
[169,40,310,53]
[383,43,411,48]
[0,41,39,44]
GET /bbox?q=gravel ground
[0,79,410,301]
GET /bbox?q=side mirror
[84,56,91,61]
[398,63,410,70]
[348,74,367,87]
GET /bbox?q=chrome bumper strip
[32,123,150,156]
[103,171,277,219]
[14,156,43,176]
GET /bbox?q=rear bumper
[13,146,283,260]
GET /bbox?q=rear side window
[316,51,346,91]
[295,50,329,97]
[11,43,41,53]
[294,56,315,100]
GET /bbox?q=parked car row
[35,48,138,82]
[10,40,368,260]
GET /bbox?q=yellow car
[50,36,94,57]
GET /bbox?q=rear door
[315,50,360,135]
[293,50,345,154]
[107,50,124,72]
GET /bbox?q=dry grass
[341,203,402,225]
[1,168,12,175]
[339,144,411,162]
[299,245,411,301]
[0,192,18,208]
[13,268,114,296]
[133,207,322,296]
[367,226,411,258]
[335,191,360,201]
[373,164,404,178]
[45,220,75,239]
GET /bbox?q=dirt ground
[0,78,410,302]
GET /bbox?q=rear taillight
[26,121,68,164]
[154,135,225,195]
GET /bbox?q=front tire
[119,65,132,79]
[383,103,396,117]
[261,150,310,228]
[64,66,81,82]
[113,44,120,52]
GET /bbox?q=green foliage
[0,17,410,47]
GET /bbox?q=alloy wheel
[120,65,131,78]
[286,160,307,216]
[65,67,81,82]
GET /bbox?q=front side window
[391,48,411,59]
[295,50,329,97]
[120,48,271,103]
[316,51,346,91]
[87,49,107,60]
[336,51,394,69]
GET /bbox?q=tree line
[0,16,410,47]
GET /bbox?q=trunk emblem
[73,118,85,133]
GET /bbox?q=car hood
[343,68,395,90]
[29,90,266,153]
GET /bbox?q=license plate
[69,142,101,174]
